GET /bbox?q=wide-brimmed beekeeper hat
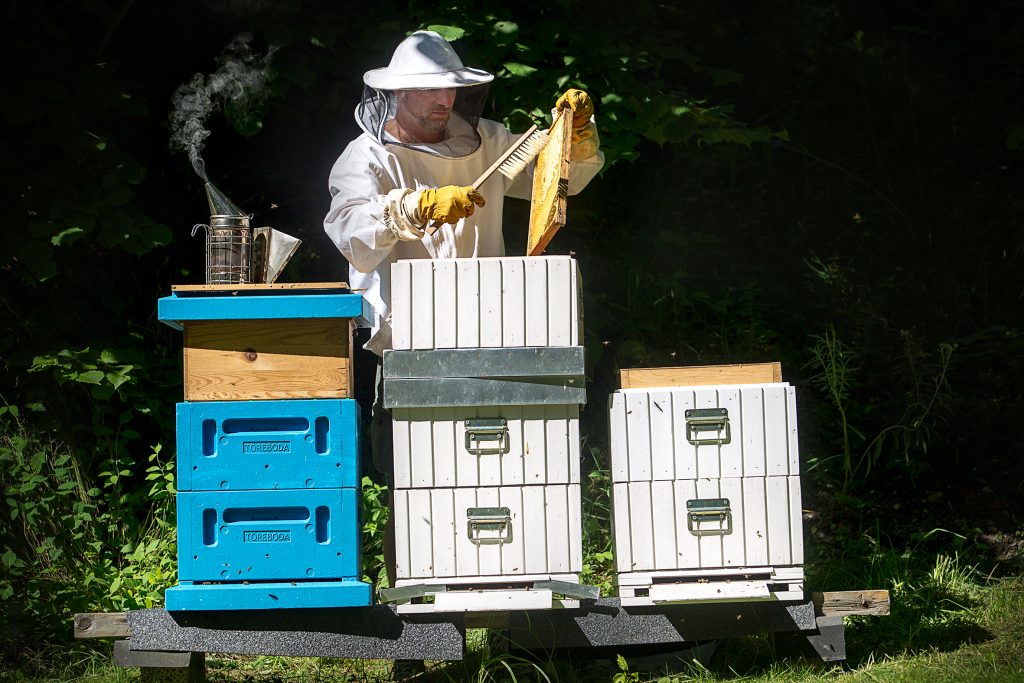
[363,30,494,90]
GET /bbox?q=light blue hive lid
[157,282,371,330]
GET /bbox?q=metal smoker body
[192,182,300,285]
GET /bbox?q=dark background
[2,0,1022,653]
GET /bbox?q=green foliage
[594,269,779,369]
[1007,122,1024,151]
[873,550,985,651]
[407,3,785,166]
[804,324,956,489]
[580,448,615,596]
[8,523,1024,680]
[2,11,181,651]
[807,527,1000,663]
[360,475,389,589]
[860,336,955,478]
[29,348,137,402]
[4,38,171,285]
[613,654,640,683]
[0,411,175,654]
[805,325,858,486]
[446,629,558,682]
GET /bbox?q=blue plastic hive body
[176,488,362,582]
[160,286,372,610]
[165,579,372,611]
[176,399,359,491]
[157,288,371,330]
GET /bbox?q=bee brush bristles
[495,128,549,180]
[426,124,549,236]
[468,124,547,191]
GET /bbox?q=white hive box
[389,398,585,586]
[390,256,582,350]
[385,256,588,605]
[611,476,803,572]
[609,378,805,603]
[393,484,582,581]
[391,404,581,489]
[609,383,800,482]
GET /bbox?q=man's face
[395,88,456,141]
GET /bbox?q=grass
[6,557,1022,683]
[4,439,1020,683]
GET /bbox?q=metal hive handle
[685,408,732,446]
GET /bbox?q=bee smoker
[191,181,299,285]
[191,213,259,284]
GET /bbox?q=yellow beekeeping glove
[554,89,601,161]
[555,88,594,128]
[569,122,600,161]
[418,185,486,226]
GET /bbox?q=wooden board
[74,612,129,639]
[184,318,351,401]
[813,590,891,616]
[619,363,783,389]
[172,282,349,292]
[527,110,572,256]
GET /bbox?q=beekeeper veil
[356,30,493,157]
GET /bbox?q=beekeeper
[323,29,604,356]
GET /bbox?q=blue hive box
[176,399,359,491]
[177,488,361,582]
[165,578,372,611]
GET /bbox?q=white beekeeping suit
[324,30,604,355]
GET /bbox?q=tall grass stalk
[805,326,954,489]
[858,338,954,479]
[806,325,857,488]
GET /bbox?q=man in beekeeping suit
[323,30,603,599]
[324,29,604,356]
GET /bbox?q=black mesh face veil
[356,86,396,144]
[355,83,491,155]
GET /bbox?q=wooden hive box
[619,362,782,389]
[158,283,370,402]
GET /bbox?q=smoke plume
[169,32,278,181]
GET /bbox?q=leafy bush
[580,447,615,597]
[0,407,175,656]
[408,7,786,168]
[360,475,389,589]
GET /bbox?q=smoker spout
[205,181,247,218]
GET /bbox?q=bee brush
[426,124,548,235]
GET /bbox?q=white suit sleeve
[323,147,404,274]
[567,148,605,195]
